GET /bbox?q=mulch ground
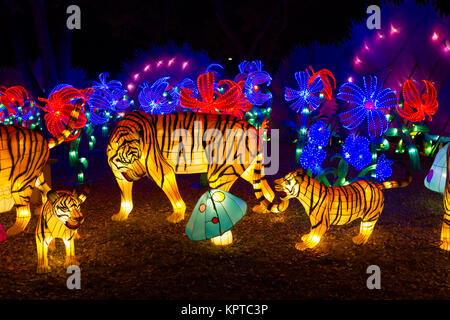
[0,142,449,300]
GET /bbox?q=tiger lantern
[270,168,412,250]
[106,111,283,223]
[36,186,89,274]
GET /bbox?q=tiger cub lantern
[271,168,412,250]
[186,189,247,246]
[107,111,279,224]
[36,186,89,274]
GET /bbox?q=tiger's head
[107,130,146,182]
[46,187,89,230]
[274,168,305,200]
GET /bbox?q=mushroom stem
[211,230,233,246]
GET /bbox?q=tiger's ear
[295,168,304,176]
[77,184,90,204]
[72,188,78,199]
[46,190,60,204]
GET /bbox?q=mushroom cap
[186,189,247,241]
[424,142,449,194]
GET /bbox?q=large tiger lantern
[36,187,89,273]
[270,168,412,250]
[107,111,285,223]
[0,101,83,236]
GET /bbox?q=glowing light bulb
[348,76,353,83]
[390,24,398,34]
[432,32,439,41]
[157,60,163,67]
[144,65,150,71]
[354,57,361,64]
[168,58,175,66]
[133,73,139,80]
[253,85,259,91]
[127,84,134,90]
[182,61,188,70]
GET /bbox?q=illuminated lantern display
[441,145,450,251]
[38,84,93,141]
[342,135,372,171]
[338,75,398,138]
[396,80,438,123]
[185,189,247,246]
[35,187,89,273]
[138,77,176,114]
[107,111,277,222]
[271,168,411,250]
[0,223,6,243]
[0,101,82,236]
[180,72,251,118]
[424,143,449,194]
[285,70,324,112]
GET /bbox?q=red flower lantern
[180,72,250,119]
[307,66,336,100]
[38,86,93,141]
[397,79,438,122]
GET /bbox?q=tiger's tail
[252,154,289,213]
[378,163,412,190]
[47,100,83,149]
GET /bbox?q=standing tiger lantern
[107,111,282,223]
[0,101,83,236]
[270,168,412,250]
[36,187,89,274]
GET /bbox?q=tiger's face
[107,135,145,182]
[274,169,304,200]
[47,190,87,230]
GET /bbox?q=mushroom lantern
[185,189,247,246]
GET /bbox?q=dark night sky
[0,0,448,77]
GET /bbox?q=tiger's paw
[64,257,80,269]
[252,204,268,214]
[439,240,450,251]
[112,212,129,221]
[295,241,312,251]
[37,265,51,274]
[352,234,369,245]
[167,211,184,223]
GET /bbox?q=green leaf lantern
[186,189,247,246]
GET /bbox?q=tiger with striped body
[272,168,412,250]
[0,101,83,236]
[441,145,450,251]
[107,111,284,222]
[36,187,88,273]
